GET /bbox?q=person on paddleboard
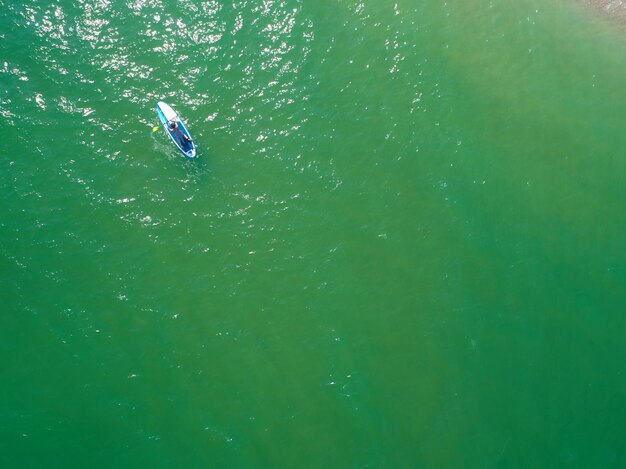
[169,121,191,146]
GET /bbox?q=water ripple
[4,0,336,246]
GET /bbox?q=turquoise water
[2,0,625,466]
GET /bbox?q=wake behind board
[156,102,197,159]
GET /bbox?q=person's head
[169,122,176,130]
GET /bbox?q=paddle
[153,117,176,132]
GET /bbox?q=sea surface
[1,0,625,467]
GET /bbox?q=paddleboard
[156,101,197,159]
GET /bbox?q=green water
[2,0,625,466]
